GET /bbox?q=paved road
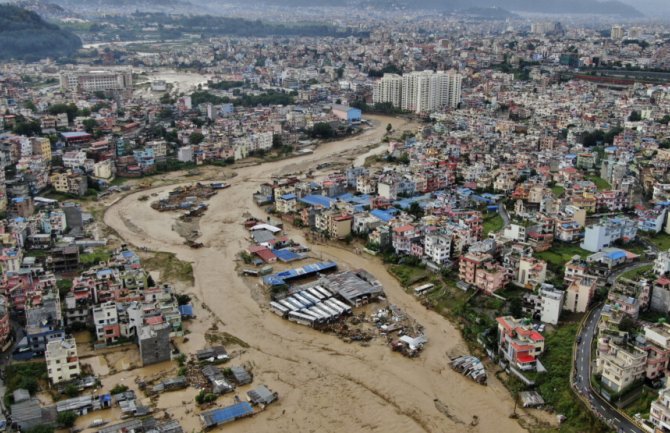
[574,306,644,433]
[607,260,654,285]
[499,202,510,228]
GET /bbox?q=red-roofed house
[496,316,545,371]
[392,225,417,254]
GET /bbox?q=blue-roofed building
[276,193,298,214]
[393,194,432,210]
[300,195,334,209]
[370,209,395,223]
[332,104,362,124]
[263,261,337,287]
[586,248,632,268]
[200,402,254,429]
[178,304,194,318]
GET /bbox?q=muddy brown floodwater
[104,115,532,433]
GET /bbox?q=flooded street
[103,115,528,433]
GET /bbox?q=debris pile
[450,355,487,385]
[151,183,218,214]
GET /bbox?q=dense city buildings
[1,4,670,433]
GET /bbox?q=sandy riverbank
[103,114,532,433]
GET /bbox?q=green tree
[310,122,335,139]
[57,279,73,299]
[628,110,642,122]
[272,134,283,149]
[57,411,78,428]
[176,294,191,306]
[189,132,205,145]
[110,384,129,395]
[407,202,424,219]
[63,383,79,398]
[82,118,97,133]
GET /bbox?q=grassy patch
[80,247,112,267]
[620,241,647,255]
[624,386,656,418]
[142,252,194,285]
[585,175,611,191]
[644,232,670,251]
[536,323,608,433]
[483,213,504,236]
[109,177,128,186]
[619,264,654,281]
[639,310,669,324]
[551,185,565,197]
[536,243,590,271]
[205,330,249,348]
[388,264,429,287]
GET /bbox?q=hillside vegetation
[0,5,81,61]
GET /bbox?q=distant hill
[255,0,642,17]
[0,5,81,61]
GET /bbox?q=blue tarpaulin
[203,402,254,426]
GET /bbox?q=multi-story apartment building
[597,342,647,393]
[581,217,637,252]
[424,233,452,265]
[50,171,88,197]
[373,71,462,114]
[564,275,598,313]
[538,286,565,325]
[372,73,402,108]
[517,256,547,289]
[45,337,81,384]
[496,316,545,371]
[643,323,670,381]
[650,386,670,431]
[92,301,120,344]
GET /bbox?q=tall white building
[372,73,402,108]
[611,25,625,40]
[539,285,564,325]
[373,70,462,114]
[45,337,81,384]
[580,217,638,252]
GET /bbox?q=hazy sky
[619,0,670,16]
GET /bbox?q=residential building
[643,323,670,381]
[597,342,647,393]
[139,322,171,366]
[177,146,193,163]
[580,217,638,252]
[538,285,565,325]
[424,233,452,265]
[655,250,670,277]
[93,302,120,344]
[650,385,670,432]
[496,316,545,371]
[651,277,670,314]
[564,275,598,313]
[50,171,88,197]
[45,337,81,384]
[517,256,547,290]
[372,73,402,107]
[62,150,87,169]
